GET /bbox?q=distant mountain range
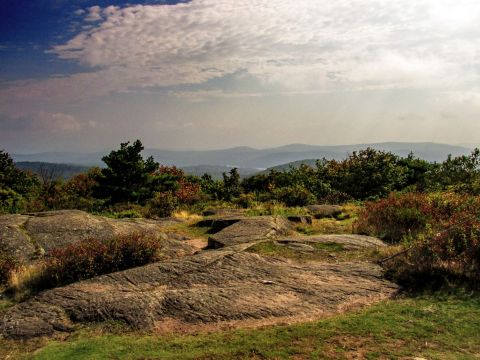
[13,142,477,180]
[15,162,90,180]
[12,142,475,170]
[15,162,259,180]
[12,142,472,170]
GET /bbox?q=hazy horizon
[2,0,480,153]
[7,141,477,156]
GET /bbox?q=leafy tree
[325,148,406,200]
[95,140,159,204]
[0,150,39,213]
[199,173,224,200]
[397,152,439,191]
[434,148,480,194]
[0,150,39,195]
[58,167,102,211]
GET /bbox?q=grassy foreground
[2,291,479,360]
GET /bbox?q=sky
[1,0,480,153]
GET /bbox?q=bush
[235,193,256,208]
[411,198,480,279]
[0,188,25,214]
[356,192,432,243]
[362,192,480,287]
[273,185,316,207]
[156,166,202,204]
[37,233,163,289]
[319,190,353,205]
[146,191,179,218]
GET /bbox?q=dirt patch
[184,238,208,251]
[1,245,398,339]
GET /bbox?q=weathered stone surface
[195,218,243,233]
[306,205,343,219]
[1,246,398,339]
[0,214,36,262]
[208,216,292,249]
[276,234,386,250]
[0,210,185,262]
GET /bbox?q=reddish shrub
[355,192,433,243]
[156,166,201,205]
[417,206,480,278]
[364,192,480,285]
[41,233,163,288]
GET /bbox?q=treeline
[1,140,479,216]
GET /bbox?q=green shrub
[146,191,179,218]
[0,188,25,214]
[114,209,143,218]
[273,185,316,207]
[235,193,256,208]
[319,190,353,205]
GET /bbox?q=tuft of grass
[7,263,46,301]
[296,217,356,236]
[172,210,202,222]
[245,203,310,217]
[5,291,478,360]
[295,203,361,236]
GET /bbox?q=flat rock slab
[0,210,184,262]
[208,216,292,249]
[1,246,398,339]
[276,234,386,250]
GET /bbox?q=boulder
[1,246,398,339]
[0,210,187,263]
[207,216,292,249]
[276,234,386,250]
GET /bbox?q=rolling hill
[12,142,474,170]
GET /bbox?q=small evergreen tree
[221,168,241,201]
[95,140,159,204]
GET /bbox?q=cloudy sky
[1,0,480,153]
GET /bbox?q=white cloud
[0,111,87,133]
[2,0,480,106]
[84,6,103,22]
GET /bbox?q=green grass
[4,291,477,359]
[245,203,310,217]
[0,297,14,313]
